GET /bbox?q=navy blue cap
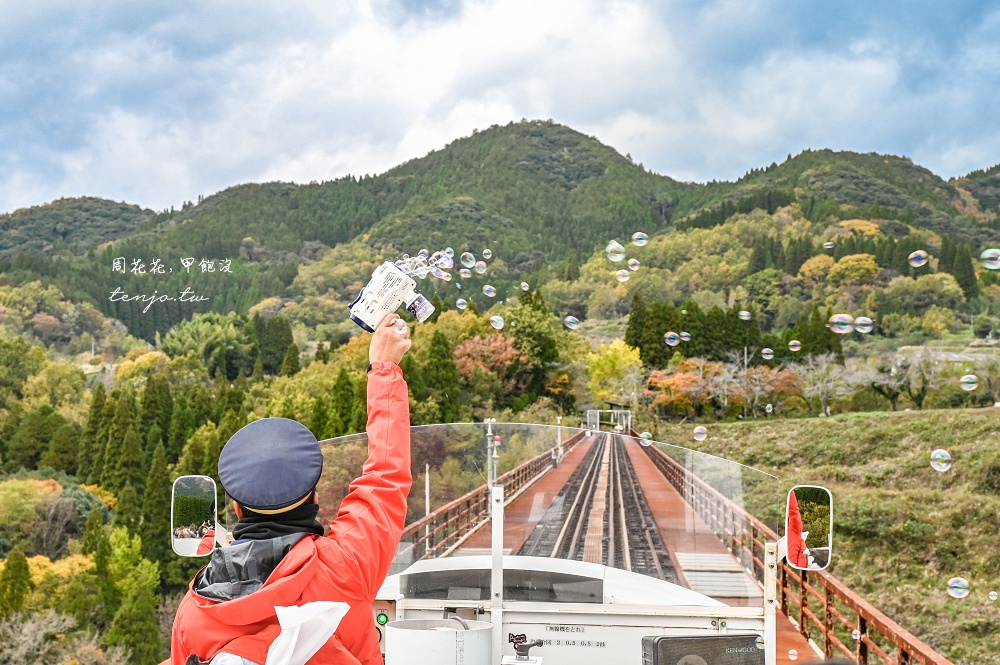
[218,418,323,513]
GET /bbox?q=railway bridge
[388,426,952,665]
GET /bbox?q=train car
[174,421,826,665]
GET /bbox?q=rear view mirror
[785,485,832,571]
[171,475,218,557]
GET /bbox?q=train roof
[378,555,725,607]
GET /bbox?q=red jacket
[170,362,411,664]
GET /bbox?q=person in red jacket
[169,315,412,665]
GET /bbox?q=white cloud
[1,0,999,212]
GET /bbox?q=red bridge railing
[635,436,952,665]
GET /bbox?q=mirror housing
[784,485,833,571]
[171,475,219,557]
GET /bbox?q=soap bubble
[444,247,454,257]
[482,248,492,260]
[639,431,653,447]
[960,374,979,391]
[430,265,446,279]
[980,248,1000,270]
[615,269,630,282]
[455,298,468,310]
[693,426,707,441]
[474,261,488,275]
[755,636,764,649]
[852,629,861,640]
[440,271,452,282]
[632,232,649,247]
[990,591,998,601]
[680,331,691,342]
[854,316,874,334]
[520,282,530,291]
[788,340,802,352]
[823,241,835,250]
[460,252,476,268]
[664,332,680,346]
[829,313,855,334]
[606,240,626,262]
[459,268,472,279]
[417,248,429,258]
[765,403,773,414]
[563,316,580,330]
[761,348,774,360]
[738,310,751,321]
[490,316,505,330]
[483,285,497,297]
[947,577,970,599]
[788,650,798,661]
[628,258,640,271]
[908,250,929,267]
[931,449,952,472]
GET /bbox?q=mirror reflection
[171,475,218,557]
[785,485,832,571]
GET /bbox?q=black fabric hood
[193,533,309,602]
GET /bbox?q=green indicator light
[376,612,388,625]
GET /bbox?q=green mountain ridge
[2,120,1000,345]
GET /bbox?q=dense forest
[2,120,1000,662]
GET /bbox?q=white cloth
[264,601,352,665]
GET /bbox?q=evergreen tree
[106,426,144,494]
[113,483,141,534]
[252,359,265,382]
[167,394,194,464]
[6,405,66,471]
[280,343,301,377]
[138,375,172,451]
[0,545,33,617]
[349,376,368,434]
[952,243,980,301]
[106,583,165,665]
[703,306,729,361]
[0,401,23,464]
[939,236,955,272]
[315,342,329,364]
[330,368,355,433]
[141,443,171,569]
[77,383,107,481]
[96,390,134,486]
[424,332,462,422]
[309,398,328,439]
[81,507,106,555]
[39,421,82,474]
[399,355,427,401]
[623,294,647,350]
[94,529,118,616]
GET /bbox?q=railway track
[517,433,675,582]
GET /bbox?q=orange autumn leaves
[645,359,801,417]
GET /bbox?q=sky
[1,0,998,214]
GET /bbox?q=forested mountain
[1,119,998,348]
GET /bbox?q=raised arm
[326,317,412,599]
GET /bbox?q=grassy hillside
[647,408,1000,664]
[0,197,154,256]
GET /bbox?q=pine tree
[623,294,647,350]
[330,368,355,433]
[113,483,141,534]
[138,375,172,451]
[39,421,82,474]
[81,507,106,555]
[0,546,33,616]
[167,394,194,464]
[939,236,955,272]
[309,398,328,439]
[106,425,144,494]
[349,376,368,434]
[952,243,980,300]
[6,404,65,472]
[141,443,170,569]
[280,342,301,377]
[424,332,461,422]
[106,583,165,665]
[97,390,134,487]
[76,383,107,481]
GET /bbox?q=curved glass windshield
[306,423,779,608]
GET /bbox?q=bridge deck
[621,440,819,664]
[454,436,596,554]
